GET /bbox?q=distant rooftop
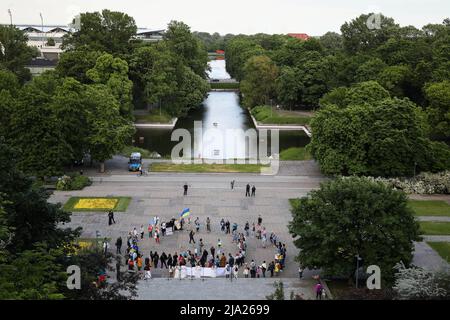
[287,33,310,40]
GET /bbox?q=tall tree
[425,80,450,140]
[341,13,399,54]
[240,55,278,108]
[87,53,134,118]
[63,10,137,55]
[289,176,421,282]
[164,21,209,77]
[0,25,38,82]
[83,85,135,173]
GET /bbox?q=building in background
[134,28,165,42]
[287,33,310,40]
[16,24,71,61]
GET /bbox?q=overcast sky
[1,0,449,35]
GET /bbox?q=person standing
[268,261,275,277]
[140,225,144,240]
[298,266,304,279]
[183,183,188,196]
[153,252,159,269]
[231,180,235,190]
[245,184,250,197]
[102,238,109,256]
[115,237,122,254]
[257,215,262,226]
[195,217,200,232]
[108,211,112,226]
[210,245,215,258]
[206,217,211,233]
[251,185,256,197]
[315,282,323,300]
[217,239,222,255]
[189,230,196,244]
[160,252,168,268]
[148,224,153,239]
[261,261,267,278]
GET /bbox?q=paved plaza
[50,159,449,299]
[51,172,323,280]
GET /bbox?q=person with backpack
[268,261,275,277]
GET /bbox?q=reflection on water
[207,59,231,79]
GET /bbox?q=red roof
[215,49,225,54]
[287,33,310,40]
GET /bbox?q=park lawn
[407,200,450,216]
[251,105,312,125]
[427,242,450,263]
[280,147,312,161]
[63,196,131,212]
[419,221,450,235]
[150,163,266,173]
[134,111,172,124]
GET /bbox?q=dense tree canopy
[0,25,38,82]
[289,177,421,282]
[310,96,450,177]
[62,9,137,55]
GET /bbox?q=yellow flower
[74,198,118,210]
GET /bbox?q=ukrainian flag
[180,208,190,218]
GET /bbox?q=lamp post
[355,254,362,288]
[8,9,12,26]
[40,13,45,49]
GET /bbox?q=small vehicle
[211,78,220,82]
[128,152,142,172]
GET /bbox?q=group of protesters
[112,212,288,280]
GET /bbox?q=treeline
[0,10,210,176]
[193,31,235,52]
[224,13,450,177]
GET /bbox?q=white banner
[173,267,226,279]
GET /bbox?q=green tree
[164,21,209,77]
[56,47,102,83]
[63,10,137,55]
[240,55,278,108]
[341,13,399,54]
[289,177,421,282]
[310,97,436,177]
[9,72,72,177]
[377,65,413,97]
[84,85,135,173]
[0,25,38,82]
[319,32,343,53]
[424,80,450,140]
[87,53,133,118]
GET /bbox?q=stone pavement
[136,278,317,300]
[412,242,449,271]
[51,173,324,282]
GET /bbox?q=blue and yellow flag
[180,208,190,218]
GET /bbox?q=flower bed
[63,197,131,212]
[74,198,118,210]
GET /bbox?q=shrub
[367,171,450,194]
[56,173,92,191]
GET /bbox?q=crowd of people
[110,214,288,280]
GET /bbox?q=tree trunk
[99,162,105,173]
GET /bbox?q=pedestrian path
[136,277,315,300]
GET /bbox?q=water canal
[134,60,310,159]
